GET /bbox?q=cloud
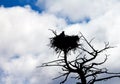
[0,6,66,84]
[37,0,120,22]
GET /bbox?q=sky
[0,0,120,84]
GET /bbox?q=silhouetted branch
[98,42,114,53]
[79,32,96,52]
[49,29,57,36]
[95,75,120,82]
[60,72,70,84]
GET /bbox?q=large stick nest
[50,31,80,53]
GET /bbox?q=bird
[59,31,65,37]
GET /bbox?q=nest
[50,31,80,53]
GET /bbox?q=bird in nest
[50,30,80,54]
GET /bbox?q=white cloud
[0,6,66,84]
[37,0,120,22]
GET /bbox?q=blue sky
[0,0,42,12]
[0,0,120,84]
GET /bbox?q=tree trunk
[64,51,70,69]
[63,50,76,72]
[64,50,86,84]
[78,70,86,84]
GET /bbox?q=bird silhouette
[59,31,65,37]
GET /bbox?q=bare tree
[39,30,120,84]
